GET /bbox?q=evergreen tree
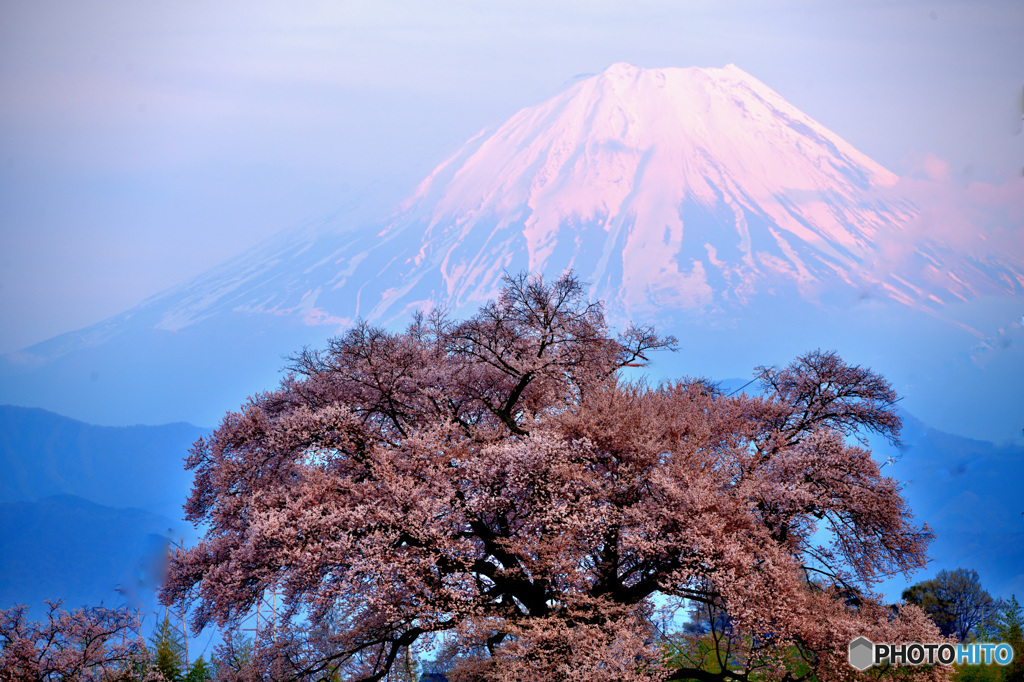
[212,629,254,677]
[998,596,1024,682]
[953,662,1001,682]
[957,595,1024,682]
[184,655,214,682]
[149,613,186,681]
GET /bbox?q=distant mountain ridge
[0,405,206,518]
[0,407,203,615]
[870,412,1024,599]
[0,495,173,615]
[0,404,1020,616]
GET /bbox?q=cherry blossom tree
[163,272,945,682]
[0,601,147,681]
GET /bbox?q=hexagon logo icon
[849,637,875,671]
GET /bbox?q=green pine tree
[150,614,186,681]
[216,629,254,674]
[998,596,1024,682]
[184,655,214,682]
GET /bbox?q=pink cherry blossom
[163,272,945,682]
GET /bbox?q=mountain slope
[86,62,1019,335]
[870,413,1024,599]
[2,63,1022,430]
[0,495,174,613]
[386,62,910,317]
[0,405,205,518]
[0,408,204,613]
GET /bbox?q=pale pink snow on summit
[395,63,910,317]
[106,63,1021,336]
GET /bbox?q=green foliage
[996,596,1024,682]
[951,595,1024,682]
[662,634,816,682]
[662,634,732,678]
[904,581,955,636]
[661,601,816,682]
[953,662,1003,682]
[214,630,254,675]
[149,614,186,681]
[184,655,214,682]
[903,569,998,641]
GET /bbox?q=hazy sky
[1,0,1022,354]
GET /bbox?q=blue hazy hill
[872,413,1024,599]
[0,406,206,614]
[0,494,174,615]
[0,403,1020,618]
[0,404,207,519]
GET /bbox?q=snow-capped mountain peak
[381,63,913,317]
[14,64,1024,357]
[6,62,1022,431]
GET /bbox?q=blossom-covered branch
[163,271,942,682]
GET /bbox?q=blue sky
[1,0,1022,354]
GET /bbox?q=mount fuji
[3,63,1022,435]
